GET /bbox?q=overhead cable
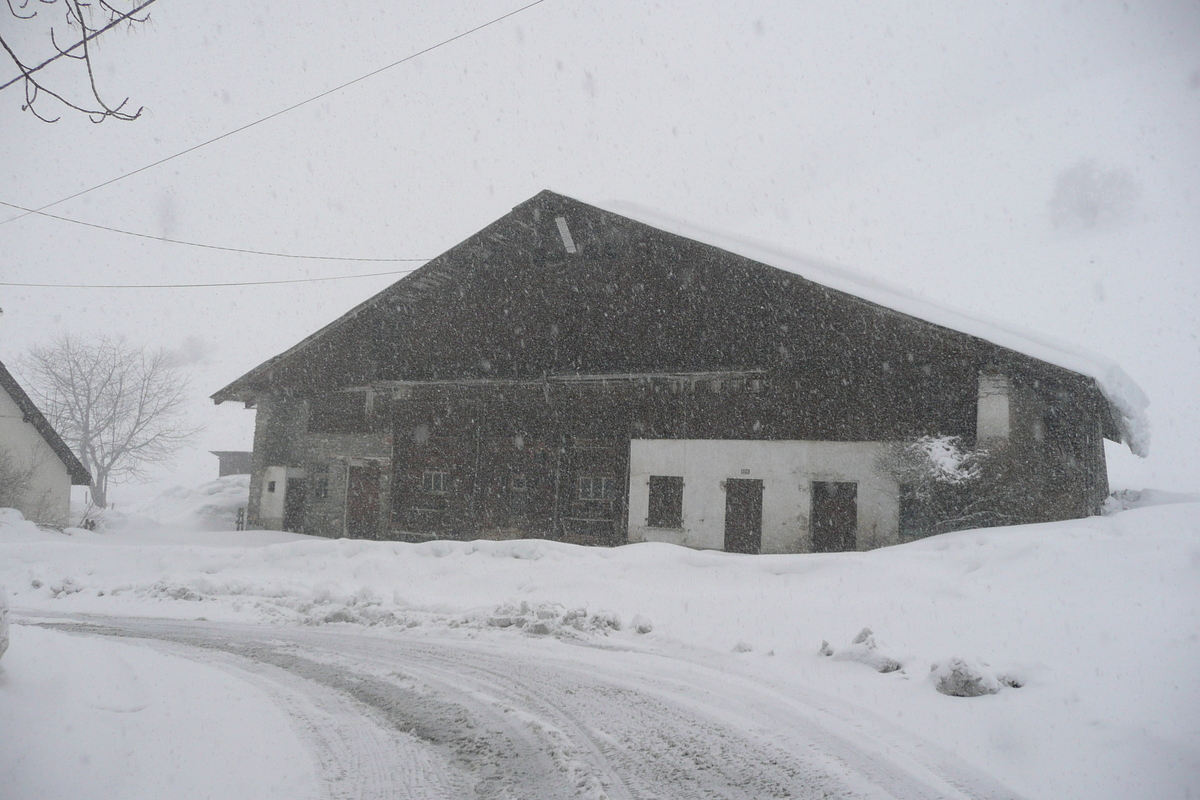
[0,200,429,261]
[0,0,550,227]
[0,270,420,289]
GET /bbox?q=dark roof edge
[0,360,92,485]
[210,198,540,405]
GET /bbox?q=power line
[0,269,420,289]
[0,0,550,228]
[0,200,430,261]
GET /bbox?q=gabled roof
[0,360,92,485]
[212,190,1148,455]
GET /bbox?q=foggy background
[2,0,1197,503]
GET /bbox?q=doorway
[282,478,306,533]
[724,478,763,554]
[346,464,382,538]
[811,481,858,552]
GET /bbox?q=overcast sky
[2,0,1198,498]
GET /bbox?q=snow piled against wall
[599,199,1152,456]
[1,499,1197,797]
[107,475,251,532]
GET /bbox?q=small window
[647,475,683,528]
[266,481,276,493]
[422,470,448,494]
[578,475,616,500]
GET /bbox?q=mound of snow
[119,476,251,531]
[1,496,1197,800]
[0,508,79,544]
[1104,488,1200,513]
[821,627,902,673]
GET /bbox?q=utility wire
[0,0,160,94]
[0,269,420,289]
[0,0,550,228]
[0,200,430,261]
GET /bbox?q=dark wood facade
[214,191,1124,546]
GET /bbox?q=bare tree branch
[20,334,203,506]
[1,0,155,122]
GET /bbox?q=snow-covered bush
[880,430,1092,537]
[930,657,999,697]
[877,436,988,539]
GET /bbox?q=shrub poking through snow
[823,627,902,673]
[876,436,992,538]
[486,602,624,637]
[930,657,1000,697]
[631,614,653,634]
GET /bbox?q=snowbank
[104,474,251,532]
[1,492,1197,800]
[0,624,317,800]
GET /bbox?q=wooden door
[724,478,763,554]
[811,481,857,552]
[282,478,306,533]
[346,465,381,539]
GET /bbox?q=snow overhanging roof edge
[211,190,1149,457]
[595,198,1150,457]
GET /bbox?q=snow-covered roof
[599,199,1150,457]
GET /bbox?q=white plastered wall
[258,465,306,530]
[627,439,900,553]
[0,387,73,527]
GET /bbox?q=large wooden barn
[212,191,1146,552]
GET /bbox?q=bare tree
[1,0,156,123]
[1049,159,1139,230]
[20,334,202,507]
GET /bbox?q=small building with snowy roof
[0,360,91,527]
[212,190,1147,551]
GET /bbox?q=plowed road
[29,616,1024,800]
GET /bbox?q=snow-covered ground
[1,477,1197,799]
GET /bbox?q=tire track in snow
[33,615,1027,800]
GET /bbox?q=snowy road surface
[24,614,1024,800]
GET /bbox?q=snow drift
[1,487,1197,800]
